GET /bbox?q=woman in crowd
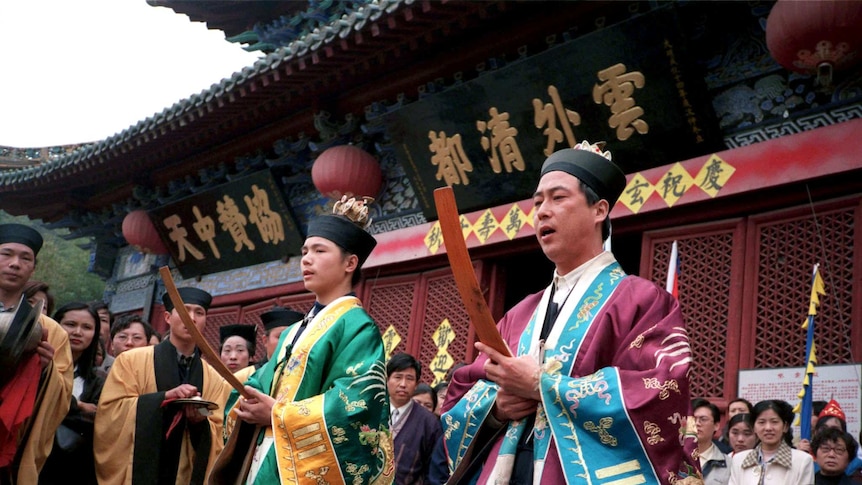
[22,280,54,316]
[729,399,813,484]
[109,314,154,358]
[218,324,256,373]
[39,302,105,485]
[726,413,758,455]
[721,397,754,448]
[413,383,438,413]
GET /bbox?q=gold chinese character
[216,195,255,252]
[424,223,443,254]
[244,184,285,245]
[429,131,473,186]
[533,85,581,156]
[477,107,525,174]
[592,63,649,141]
[191,206,220,259]
[163,214,204,262]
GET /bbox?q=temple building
[1,0,860,416]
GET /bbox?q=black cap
[219,324,257,344]
[161,287,212,313]
[0,295,43,388]
[540,147,626,209]
[306,215,377,265]
[0,223,44,256]
[260,307,304,332]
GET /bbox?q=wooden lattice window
[644,221,744,401]
[419,270,472,385]
[750,204,855,369]
[364,276,418,357]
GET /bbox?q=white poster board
[738,363,861,441]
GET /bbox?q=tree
[0,210,105,309]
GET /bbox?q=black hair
[22,280,55,316]
[579,180,611,241]
[53,301,101,379]
[751,399,795,447]
[728,397,754,414]
[334,245,363,286]
[110,314,155,341]
[386,352,421,380]
[728,412,752,429]
[812,427,858,458]
[812,400,828,416]
[413,383,438,411]
[89,300,110,316]
[691,397,720,423]
[220,333,256,358]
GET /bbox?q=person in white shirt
[693,398,731,485]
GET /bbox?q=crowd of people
[692,396,861,485]
[1,141,860,485]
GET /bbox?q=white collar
[552,252,608,302]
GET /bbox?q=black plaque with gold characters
[385,5,721,219]
[151,170,302,278]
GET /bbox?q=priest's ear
[592,198,609,222]
[343,252,359,273]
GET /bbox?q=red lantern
[766,0,862,85]
[122,210,168,254]
[311,145,383,199]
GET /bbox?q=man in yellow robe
[0,223,73,485]
[94,287,231,485]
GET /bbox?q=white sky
[0,0,261,147]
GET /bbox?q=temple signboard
[385,6,722,219]
[151,170,302,278]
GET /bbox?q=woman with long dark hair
[39,302,104,485]
[726,413,758,456]
[728,399,813,484]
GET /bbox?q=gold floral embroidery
[345,462,370,484]
[339,390,368,412]
[643,421,664,445]
[330,425,348,444]
[346,361,365,376]
[442,415,460,440]
[642,377,680,400]
[583,417,617,446]
[289,399,312,416]
[570,284,604,330]
[304,466,331,484]
[630,324,658,349]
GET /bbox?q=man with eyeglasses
[812,427,858,485]
[692,398,730,485]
